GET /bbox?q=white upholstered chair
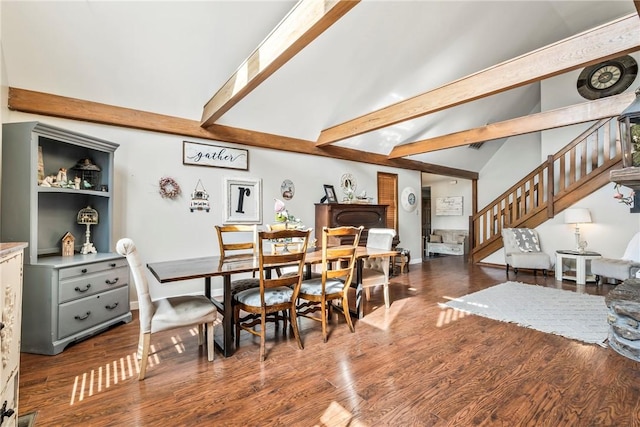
[116,238,220,380]
[501,228,552,277]
[591,232,640,285]
[361,228,396,309]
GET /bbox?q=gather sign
[183,141,248,170]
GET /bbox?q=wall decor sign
[224,177,262,224]
[183,141,248,170]
[435,196,463,216]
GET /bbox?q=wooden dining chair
[234,228,311,361]
[215,224,260,295]
[296,226,363,343]
[116,238,220,380]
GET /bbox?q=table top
[147,246,399,284]
[556,250,601,256]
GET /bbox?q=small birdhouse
[61,232,75,257]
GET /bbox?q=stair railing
[471,118,622,260]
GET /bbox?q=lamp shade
[564,208,592,224]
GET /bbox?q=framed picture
[224,178,262,223]
[435,196,463,216]
[183,141,249,171]
[324,184,338,203]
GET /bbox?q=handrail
[471,118,621,260]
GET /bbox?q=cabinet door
[1,250,23,426]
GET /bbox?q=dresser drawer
[58,286,130,339]
[59,266,128,304]
[59,258,128,280]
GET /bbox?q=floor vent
[468,142,484,150]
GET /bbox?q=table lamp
[564,208,591,252]
[77,205,99,254]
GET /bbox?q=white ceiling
[2,1,636,173]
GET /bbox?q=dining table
[146,246,398,357]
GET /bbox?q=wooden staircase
[470,118,623,263]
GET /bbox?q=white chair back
[366,228,396,250]
[116,238,155,333]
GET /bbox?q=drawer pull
[105,302,119,310]
[105,278,119,285]
[110,263,117,268]
[74,284,92,293]
[74,311,91,321]
[1,401,15,424]
[81,268,88,274]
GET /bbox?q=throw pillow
[429,234,442,243]
[455,235,466,244]
[512,228,541,252]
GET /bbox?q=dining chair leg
[321,299,328,343]
[383,283,390,309]
[289,307,304,350]
[207,321,215,361]
[259,312,267,362]
[234,305,241,349]
[138,332,150,381]
[343,293,355,333]
[197,324,204,346]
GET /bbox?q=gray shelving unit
[1,122,132,355]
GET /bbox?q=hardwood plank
[18,256,640,426]
[317,13,640,146]
[201,0,360,126]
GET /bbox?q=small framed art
[324,184,338,203]
[224,177,262,223]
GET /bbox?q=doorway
[422,186,431,258]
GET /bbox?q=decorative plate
[340,173,357,195]
[280,179,294,200]
[401,187,417,212]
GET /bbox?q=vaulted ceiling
[2,1,639,179]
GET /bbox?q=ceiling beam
[9,87,477,180]
[200,0,360,128]
[388,92,635,157]
[316,13,640,147]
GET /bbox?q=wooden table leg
[208,275,234,357]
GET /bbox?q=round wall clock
[577,55,638,100]
[280,179,294,200]
[401,187,417,212]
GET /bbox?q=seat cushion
[234,286,293,307]
[231,278,260,295]
[151,295,217,334]
[299,277,345,296]
[591,258,636,281]
[506,252,551,269]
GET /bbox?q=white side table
[555,250,602,285]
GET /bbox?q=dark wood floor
[18,256,640,426]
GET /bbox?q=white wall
[422,174,472,231]
[2,110,422,302]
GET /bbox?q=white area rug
[443,281,609,347]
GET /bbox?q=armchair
[501,228,552,277]
[591,232,640,285]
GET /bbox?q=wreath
[159,177,181,199]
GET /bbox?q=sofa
[427,229,468,256]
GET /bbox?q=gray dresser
[1,122,131,355]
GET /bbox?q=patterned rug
[442,281,609,347]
